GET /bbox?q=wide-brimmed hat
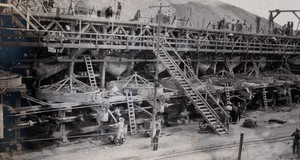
[119,117,124,122]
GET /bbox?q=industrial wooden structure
[0,0,300,151]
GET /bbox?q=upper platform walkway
[0,1,300,55]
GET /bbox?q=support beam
[69,50,75,92]
[58,110,68,143]
[13,94,22,151]
[101,62,106,88]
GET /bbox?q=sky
[219,0,300,26]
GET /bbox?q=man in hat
[109,117,125,145]
[152,122,161,151]
[225,101,235,124]
[291,128,300,154]
[115,2,122,19]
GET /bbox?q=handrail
[3,0,46,31]
[1,2,300,42]
[13,0,45,29]
[1,21,299,53]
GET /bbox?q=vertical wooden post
[101,61,106,88]
[103,25,107,45]
[237,133,244,160]
[26,12,30,30]
[0,94,3,104]
[58,110,67,143]
[0,104,3,139]
[130,51,134,74]
[196,59,200,77]
[14,94,22,151]
[68,49,75,92]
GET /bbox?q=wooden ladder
[84,55,97,88]
[261,84,268,111]
[225,83,231,104]
[225,58,235,76]
[252,58,260,77]
[126,91,137,135]
[186,57,196,78]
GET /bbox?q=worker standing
[97,10,101,17]
[291,128,300,154]
[43,0,49,8]
[115,2,122,19]
[132,10,141,21]
[68,0,75,15]
[105,6,113,19]
[218,18,225,30]
[235,20,242,32]
[237,102,242,121]
[109,117,125,145]
[282,24,287,36]
[290,22,294,36]
[230,19,235,31]
[48,0,54,8]
[152,123,161,151]
[242,20,248,32]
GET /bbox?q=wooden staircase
[154,43,229,135]
[0,0,46,31]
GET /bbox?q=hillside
[56,0,271,30]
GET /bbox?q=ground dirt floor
[8,104,300,160]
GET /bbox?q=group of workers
[274,21,295,36]
[43,0,54,8]
[109,117,126,145]
[225,102,244,124]
[45,0,125,19]
[207,18,253,33]
[102,2,122,19]
[108,108,161,151]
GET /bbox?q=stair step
[206,115,214,118]
[185,89,194,92]
[202,111,211,114]
[199,107,207,110]
[218,131,228,134]
[208,119,217,122]
[208,117,216,120]
[217,128,225,131]
[210,122,217,125]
